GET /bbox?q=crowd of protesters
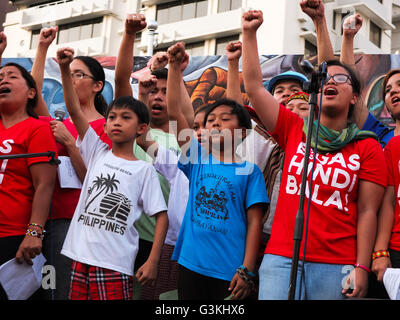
[0,0,399,300]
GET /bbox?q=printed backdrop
[2,54,396,126]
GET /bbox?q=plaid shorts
[69,261,133,300]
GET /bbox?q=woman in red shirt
[372,136,400,282]
[242,10,386,299]
[0,62,57,300]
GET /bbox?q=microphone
[300,60,327,93]
[318,61,328,82]
[300,60,313,93]
[300,59,315,75]
[54,108,66,122]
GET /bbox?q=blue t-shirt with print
[172,140,270,281]
[362,112,394,147]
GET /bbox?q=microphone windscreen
[54,108,66,121]
[300,60,314,74]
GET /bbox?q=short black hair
[151,67,168,80]
[204,98,252,129]
[194,104,211,116]
[105,96,149,125]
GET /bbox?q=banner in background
[2,54,394,127]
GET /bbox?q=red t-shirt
[0,117,57,237]
[39,117,112,220]
[266,105,387,264]
[383,135,400,251]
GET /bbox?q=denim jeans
[258,254,351,300]
[41,219,73,300]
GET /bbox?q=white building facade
[1,0,398,57]
[2,0,142,57]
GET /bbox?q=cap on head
[267,71,308,93]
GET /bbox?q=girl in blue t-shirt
[166,42,269,300]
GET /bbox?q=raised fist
[343,14,363,38]
[0,32,7,56]
[56,47,74,67]
[39,26,58,48]
[150,51,168,72]
[300,0,325,20]
[125,13,147,35]
[167,42,189,69]
[139,73,158,96]
[241,10,264,32]
[226,41,242,61]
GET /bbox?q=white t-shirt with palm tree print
[61,127,167,276]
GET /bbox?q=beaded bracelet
[236,267,256,290]
[354,263,371,273]
[26,228,45,240]
[28,223,44,230]
[238,265,256,278]
[372,250,390,260]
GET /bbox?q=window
[332,11,337,30]
[92,20,103,37]
[304,40,317,60]
[340,11,351,35]
[80,24,93,40]
[28,0,73,8]
[169,4,182,23]
[30,17,103,49]
[185,41,205,56]
[218,0,241,13]
[196,0,208,17]
[57,17,103,45]
[134,32,142,56]
[30,29,40,50]
[157,6,170,25]
[58,26,69,44]
[182,2,196,20]
[215,35,239,55]
[156,0,208,25]
[154,40,204,56]
[370,20,382,48]
[68,25,81,42]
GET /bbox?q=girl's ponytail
[94,92,107,117]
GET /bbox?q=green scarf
[302,118,378,154]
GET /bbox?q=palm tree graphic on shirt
[85,173,120,213]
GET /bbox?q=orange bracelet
[372,250,390,260]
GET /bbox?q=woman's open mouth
[0,87,11,95]
[323,86,338,97]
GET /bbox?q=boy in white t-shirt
[56,47,168,300]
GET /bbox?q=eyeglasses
[71,71,96,80]
[326,73,352,84]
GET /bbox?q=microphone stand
[0,151,60,165]
[288,62,327,300]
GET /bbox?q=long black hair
[0,62,38,118]
[74,56,108,116]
